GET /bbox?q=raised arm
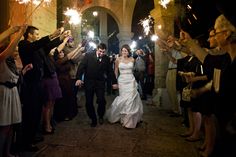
[0,25,27,62]
[0,26,20,43]
[67,44,85,60]
[56,36,70,52]
[179,30,208,63]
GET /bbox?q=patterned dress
[0,60,21,126]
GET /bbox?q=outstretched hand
[75,80,84,87]
[60,30,71,41]
[9,24,27,35]
[50,27,63,39]
[11,26,21,33]
[22,63,33,75]
[19,24,28,33]
[179,30,192,43]
[112,84,118,89]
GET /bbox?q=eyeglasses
[207,34,215,41]
[214,30,227,36]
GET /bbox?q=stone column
[150,0,175,108]
[117,27,133,48]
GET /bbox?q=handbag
[182,84,192,102]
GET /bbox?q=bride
[106,44,143,128]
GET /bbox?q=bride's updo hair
[120,44,131,57]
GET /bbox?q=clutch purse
[182,84,192,102]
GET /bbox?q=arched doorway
[81,7,119,55]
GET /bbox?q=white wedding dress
[106,62,143,128]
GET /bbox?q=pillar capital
[117,28,133,47]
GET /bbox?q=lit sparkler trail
[139,15,153,36]
[159,0,172,9]
[24,0,45,23]
[192,13,197,20]
[15,0,52,24]
[15,0,51,6]
[187,4,192,10]
[64,8,82,25]
[15,0,30,4]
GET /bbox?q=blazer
[76,51,117,85]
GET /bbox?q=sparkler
[151,35,158,41]
[15,0,30,4]
[108,30,116,39]
[64,8,82,25]
[24,0,45,23]
[15,0,51,6]
[139,15,154,36]
[159,0,172,9]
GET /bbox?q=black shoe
[23,144,39,152]
[99,118,104,125]
[33,136,44,144]
[90,120,97,127]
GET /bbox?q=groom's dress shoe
[99,118,104,125]
[90,120,97,127]
[23,144,39,152]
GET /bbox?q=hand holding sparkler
[59,30,71,41]
[0,26,21,44]
[49,27,64,40]
[75,80,84,87]
[179,30,192,43]
[11,26,21,34]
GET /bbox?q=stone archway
[80,6,121,54]
[79,0,137,48]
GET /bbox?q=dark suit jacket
[76,51,117,85]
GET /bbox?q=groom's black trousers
[84,80,106,122]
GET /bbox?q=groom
[75,43,118,127]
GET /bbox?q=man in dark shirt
[18,26,69,151]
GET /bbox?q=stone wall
[7,0,57,37]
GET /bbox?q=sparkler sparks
[139,15,154,36]
[64,8,82,25]
[15,0,30,4]
[15,0,51,6]
[159,0,172,9]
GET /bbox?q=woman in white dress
[0,25,31,157]
[106,44,143,128]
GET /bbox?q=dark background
[132,0,234,47]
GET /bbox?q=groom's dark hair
[97,43,107,50]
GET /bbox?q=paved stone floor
[21,94,202,157]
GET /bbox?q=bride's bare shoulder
[115,57,121,64]
[129,57,135,62]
